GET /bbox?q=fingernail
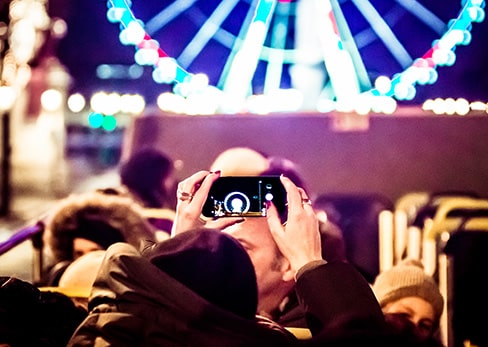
[211,170,221,175]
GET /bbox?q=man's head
[209,147,269,176]
[209,150,301,318]
[120,148,175,208]
[222,217,295,319]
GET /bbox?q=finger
[190,170,221,209]
[176,170,209,197]
[280,176,302,210]
[297,187,309,199]
[266,202,285,236]
[207,217,244,231]
[297,187,313,209]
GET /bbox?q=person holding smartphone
[170,170,397,345]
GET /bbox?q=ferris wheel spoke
[218,0,260,88]
[184,7,241,49]
[351,0,412,69]
[329,0,371,92]
[353,7,404,49]
[221,0,278,102]
[263,1,292,94]
[145,0,198,35]
[178,0,242,67]
[394,0,446,35]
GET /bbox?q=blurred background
[0,0,487,225]
[1,5,487,345]
[50,0,488,104]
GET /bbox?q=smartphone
[202,176,287,218]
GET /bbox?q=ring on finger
[177,189,193,201]
[301,198,312,206]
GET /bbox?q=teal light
[88,112,104,128]
[102,115,117,131]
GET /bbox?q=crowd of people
[1,146,449,347]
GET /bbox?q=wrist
[294,259,327,282]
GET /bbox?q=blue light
[88,112,104,128]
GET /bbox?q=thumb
[266,202,285,236]
[208,217,245,231]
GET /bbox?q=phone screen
[202,176,286,218]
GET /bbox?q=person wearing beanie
[67,228,295,347]
[372,258,445,344]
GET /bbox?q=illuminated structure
[105,0,486,114]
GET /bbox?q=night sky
[48,0,488,106]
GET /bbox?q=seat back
[421,197,488,347]
[314,193,394,283]
[442,228,488,347]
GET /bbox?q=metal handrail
[0,221,44,255]
[0,221,45,283]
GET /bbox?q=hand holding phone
[202,176,286,218]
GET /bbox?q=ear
[280,257,296,283]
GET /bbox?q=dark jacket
[295,261,430,347]
[67,233,294,347]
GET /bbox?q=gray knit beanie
[372,259,444,324]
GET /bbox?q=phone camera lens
[223,192,250,213]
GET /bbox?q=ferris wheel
[106,0,486,113]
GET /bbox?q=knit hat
[372,259,444,324]
[142,228,258,320]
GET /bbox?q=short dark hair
[120,148,173,207]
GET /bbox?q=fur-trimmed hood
[43,191,157,265]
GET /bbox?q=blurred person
[40,250,105,312]
[42,190,157,285]
[209,146,270,176]
[372,258,445,346]
[119,148,177,209]
[67,228,295,347]
[119,147,178,234]
[0,276,87,347]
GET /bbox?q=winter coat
[43,190,157,266]
[67,231,295,347]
